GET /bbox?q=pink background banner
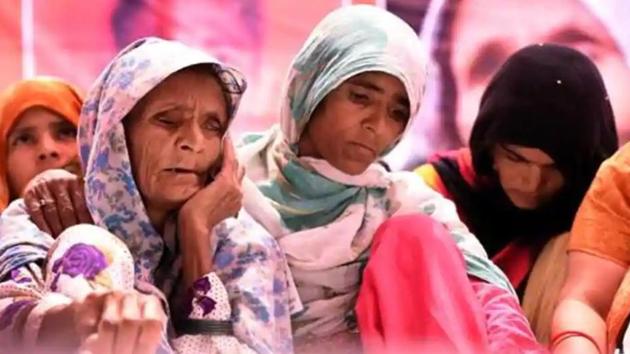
[2,0,629,169]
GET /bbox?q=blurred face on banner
[112,0,262,81]
[170,0,262,81]
[448,0,630,143]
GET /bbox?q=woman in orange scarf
[0,77,82,211]
[552,142,630,354]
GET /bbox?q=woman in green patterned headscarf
[238,4,544,353]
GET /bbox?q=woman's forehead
[128,69,229,122]
[139,70,222,105]
[352,71,407,96]
[12,107,67,130]
[501,144,555,164]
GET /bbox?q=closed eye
[502,146,527,163]
[154,114,179,128]
[506,152,524,162]
[204,117,223,132]
[349,90,371,105]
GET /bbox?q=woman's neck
[145,205,169,233]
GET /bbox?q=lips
[350,142,377,156]
[162,167,206,181]
[164,167,198,174]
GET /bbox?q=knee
[374,214,454,252]
[214,220,284,272]
[51,224,134,290]
[54,224,131,260]
[56,224,119,244]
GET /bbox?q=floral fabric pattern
[0,37,296,353]
[50,243,108,291]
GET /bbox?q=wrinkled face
[450,0,630,142]
[298,72,410,175]
[492,144,565,209]
[125,67,228,212]
[6,107,77,197]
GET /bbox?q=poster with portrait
[384,0,630,169]
[2,0,630,170]
[0,0,343,134]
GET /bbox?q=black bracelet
[175,318,234,336]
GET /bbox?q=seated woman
[0,77,84,218]
[237,5,544,353]
[551,142,630,354]
[415,44,618,341]
[0,38,296,354]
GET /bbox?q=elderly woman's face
[125,67,228,212]
[298,72,410,175]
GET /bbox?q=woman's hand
[23,169,92,237]
[39,291,166,354]
[78,291,166,354]
[179,136,245,232]
[177,137,245,288]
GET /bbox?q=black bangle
[175,317,234,336]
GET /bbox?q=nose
[177,120,205,154]
[37,133,60,161]
[519,164,542,193]
[361,108,388,135]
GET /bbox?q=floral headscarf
[79,37,246,283]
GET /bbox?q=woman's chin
[151,187,200,210]
[507,196,540,210]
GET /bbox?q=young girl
[415,44,618,342]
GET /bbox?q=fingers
[93,292,121,354]
[229,192,243,216]
[220,136,238,175]
[35,184,64,237]
[135,295,166,354]
[49,178,79,229]
[70,178,93,224]
[217,185,242,218]
[77,292,165,354]
[23,189,52,236]
[237,164,246,184]
[78,333,101,354]
[113,293,142,354]
[22,169,86,236]
[75,291,107,340]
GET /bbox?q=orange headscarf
[0,76,83,210]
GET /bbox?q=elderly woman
[0,38,295,354]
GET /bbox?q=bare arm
[552,251,626,354]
